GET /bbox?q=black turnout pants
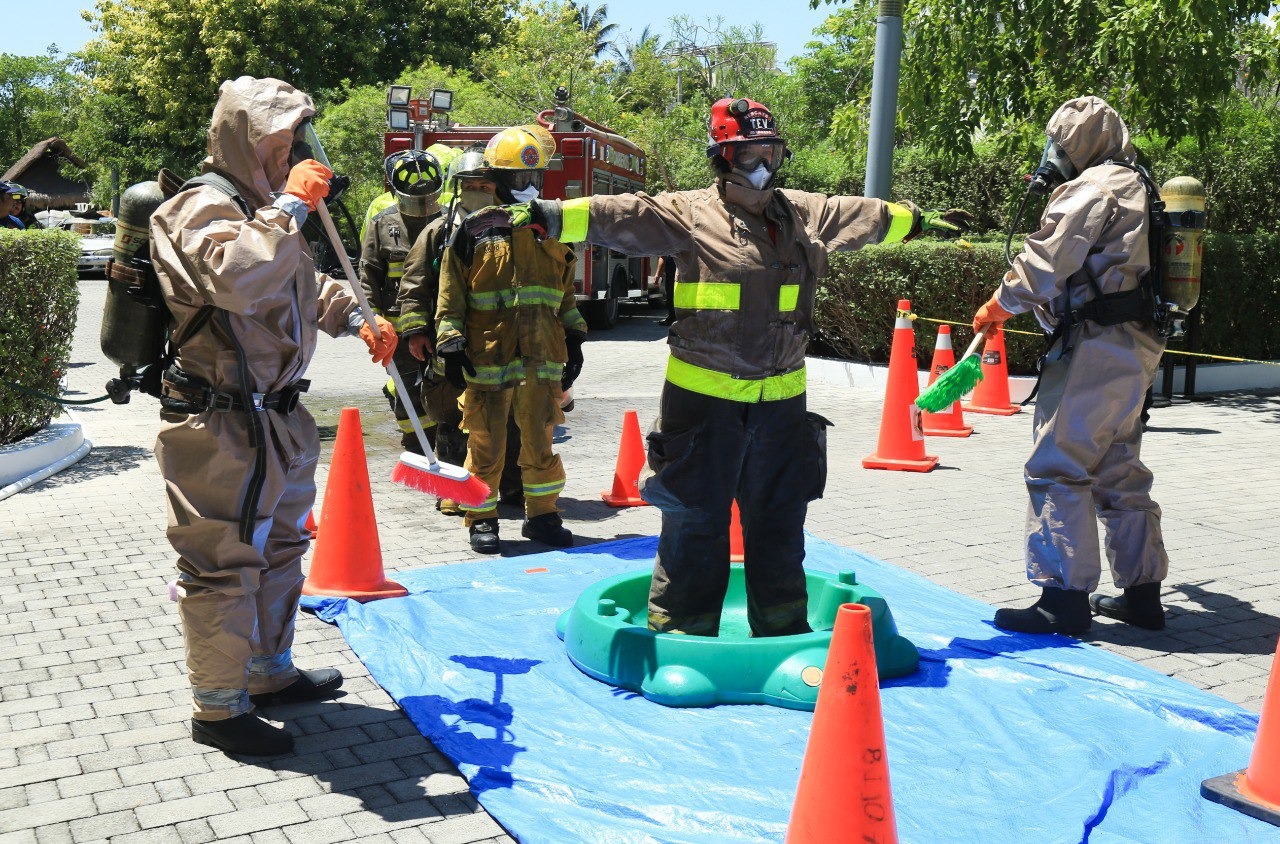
[642,382,829,637]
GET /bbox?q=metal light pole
[864,0,904,199]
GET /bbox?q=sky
[11,0,837,65]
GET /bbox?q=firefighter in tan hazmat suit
[151,76,397,755]
[973,96,1169,635]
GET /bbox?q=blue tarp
[303,535,1274,843]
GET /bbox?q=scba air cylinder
[1159,176,1206,316]
[100,180,166,370]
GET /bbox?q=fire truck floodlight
[429,89,453,112]
[388,86,412,107]
[387,107,411,131]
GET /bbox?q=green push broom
[315,201,491,507]
[914,333,987,413]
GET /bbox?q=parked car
[59,217,116,277]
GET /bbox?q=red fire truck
[383,85,656,329]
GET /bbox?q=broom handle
[960,332,986,359]
[314,201,441,468]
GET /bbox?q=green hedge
[0,230,81,445]
[813,234,1280,375]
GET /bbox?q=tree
[473,1,619,124]
[72,0,512,190]
[826,0,1280,156]
[571,2,620,58]
[0,50,80,168]
[316,61,512,217]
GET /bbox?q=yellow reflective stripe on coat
[673,281,740,310]
[438,317,465,340]
[388,261,404,279]
[562,307,586,332]
[561,197,591,243]
[535,362,565,381]
[396,416,436,433]
[467,286,567,311]
[665,355,806,402]
[398,311,431,333]
[467,360,564,387]
[883,202,915,244]
[778,284,800,311]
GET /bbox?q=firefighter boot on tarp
[993,587,1092,635]
[1089,582,1165,630]
[192,713,293,756]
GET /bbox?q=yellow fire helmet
[484,127,548,171]
[520,123,557,162]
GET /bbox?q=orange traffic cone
[730,500,744,563]
[921,325,973,437]
[963,324,1022,416]
[601,409,650,507]
[302,407,408,602]
[787,603,898,843]
[304,508,318,538]
[1202,637,1280,825]
[863,299,937,472]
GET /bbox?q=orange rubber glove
[359,315,397,367]
[973,293,1015,338]
[283,159,332,210]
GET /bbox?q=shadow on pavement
[1144,424,1221,435]
[251,697,478,825]
[26,443,151,491]
[1086,580,1280,655]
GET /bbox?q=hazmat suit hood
[203,76,315,208]
[1046,96,1136,175]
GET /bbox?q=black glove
[441,347,476,390]
[562,332,585,390]
[919,208,974,237]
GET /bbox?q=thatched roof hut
[2,138,92,213]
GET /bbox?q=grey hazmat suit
[150,76,360,721]
[993,96,1169,594]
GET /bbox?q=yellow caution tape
[904,313,1280,367]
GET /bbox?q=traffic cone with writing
[921,325,973,437]
[1202,637,1280,825]
[730,500,744,563]
[963,324,1021,416]
[601,409,649,507]
[863,300,937,472]
[303,407,408,602]
[787,603,898,843]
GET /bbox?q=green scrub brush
[915,334,986,413]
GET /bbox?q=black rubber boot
[521,512,573,547]
[1090,582,1165,630]
[192,713,294,756]
[249,667,343,707]
[469,518,500,554]
[993,587,1092,635]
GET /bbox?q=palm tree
[612,24,664,74]
[570,2,619,58]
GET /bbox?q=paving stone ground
[2,275,1278,842]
